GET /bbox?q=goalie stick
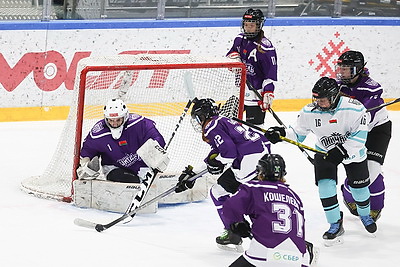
[366,97,400,112]
[232,117,327,156]
[245,80,315,164]
[74,77,196,231]
[74,168,208,231]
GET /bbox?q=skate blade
[217,243,244,253]
[310,246,320,266]
[324,236,344,247]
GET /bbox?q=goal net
[20,54,246,202]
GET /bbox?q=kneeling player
[223,154,318,267]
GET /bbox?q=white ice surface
[1,112,399,267]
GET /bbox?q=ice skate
[216,229,243,253]
[343,199,359,217]
[360,215,377,234]
[323,211,344,247]
[370,209,382,222]
[343,199,381,222]
[305,241,320,266]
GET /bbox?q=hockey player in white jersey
[264,77,376,246]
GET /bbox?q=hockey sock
[341,178,355,203]
[210,184,231,229]
[349,186,371,216]
[318,179,341,224]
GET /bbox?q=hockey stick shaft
[74,168,208,230]
[165,99,193,150]
[267,107,314,164]
[366,97,400,112]
[232,117,327,156]
[245,80,314,163]
[127,168,208,216]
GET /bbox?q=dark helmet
[256,154,287,181]
[190,98,219,132]
[241,8,265,39]
[336,50,366,84]
[312,77,340,111]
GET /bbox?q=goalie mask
[336,50,366,84]
[190,98,219,132]
[256,154,287,181]
[312,77,340,111]
[241,8,265,39]
[104,98,129,140]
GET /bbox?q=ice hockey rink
[1,111,399,267]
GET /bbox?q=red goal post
[21,54,246,202]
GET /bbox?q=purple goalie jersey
[80,113,166,175]
[227,33,278,92]
[222,180,306,253]
[203,116,269,169]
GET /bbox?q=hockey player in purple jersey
[76,98,167,183]
[227,8,278,126]
[184,98,271,251]
[223,154,318,267]
[265,77,376,246]
[336,50,391,221]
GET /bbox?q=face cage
[105,113,127,129]
[241,19,263,38]
[335,64,360,84]
[312,94,339,111]
[190,116,203,133]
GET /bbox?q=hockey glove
[230,219,252,238]
[77,156,100,180]
[324,144,349,165]
[258,91,274,111]
[175,166,197,193]
[227,52,241,61]
[206,154,225,175]
[264,126,285,144]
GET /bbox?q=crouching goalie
[76,98,169,183]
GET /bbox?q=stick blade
[74,218,97,229]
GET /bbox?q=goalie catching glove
[77,156,100,180]
[137,139,170,172]
[175,165,197,193]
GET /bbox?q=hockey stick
[366,97,400,112]
[74,168,208,231]
[245,80,315,164]
[232,117,327,156]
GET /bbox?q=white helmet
[103,98,129,139]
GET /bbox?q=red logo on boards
[0,50,190,92]
[308,32,350,78]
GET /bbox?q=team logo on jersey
[329,119,337,123]
[320,132,350,147]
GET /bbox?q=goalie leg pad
[73,179,158,214]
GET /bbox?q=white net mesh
[20,54,245,202]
